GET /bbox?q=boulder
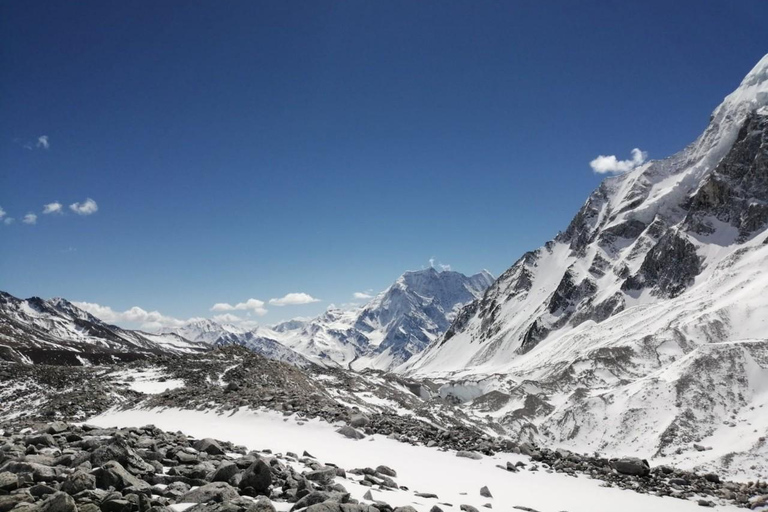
[375,465,396,477]
[180,481,240,503]
[305,467,337,486]
[239,459,271,494]
[456,451,482,460]
[193,439,225,456]
[0,472,18,492]
[61,469,96,494]
[210,462,240,483]
[39,492,77,512]
[336,426,365,440]
[612,457,650,477]
[480,486,492,498]
[95,461,150,491]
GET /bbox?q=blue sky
[1,1,767,329]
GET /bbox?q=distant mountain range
[0,267,493,369]
[0,291,207,365]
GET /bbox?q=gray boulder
[180,481,240,503]
[456,451,482,460]
[39,492,77,512]
[239,459,271,494]
[193,439,225,456]
[336,426,365,440]
[612,457,650,477]
[95,461,150,491]
[61,469,96,494]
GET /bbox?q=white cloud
[269,292,321,307]
[69,198,99,215]
[43,202,63,214]
[210,298,268,316]
[73,301,198,331]
[22,213,37,225]
[590,148,648,174]
[3,217,14,225]
[212,313,243,324]
[353,292,373,300]
[0,206,5,219]
[36,135,49,149]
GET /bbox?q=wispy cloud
[0,206,5,220]
[269,292,321,307]
[428,257,451,272]
[353,291,373,300]
[70,198,98,215]
[43,201,63,214]
[36,135,49,150]
[210,298,268,316]
[73,301,200,331]
[22,213,37,225]
[590,148,648,174]
[3,218,14,225]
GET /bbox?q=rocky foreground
[0,421,767,512]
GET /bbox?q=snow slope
[87,407,740,512]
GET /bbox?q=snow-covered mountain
[159,268,493,371]
[403,54,768,477]
[0,291,208,365]
[165,318,313,368]
[267,267,494,370]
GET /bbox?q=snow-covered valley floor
[87,407,742,512]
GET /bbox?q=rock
[697,500,714,507]
[363,490,374,501]
[39,492,77,512]
[240,459,272,494]
[336,426,365,440]
[180,481,240,503]
[290,491,344,511]
[393,508,417,512]
[456,451,482,460]
[480,486,492,498]
[703,473,720,483]
[612,457,650,477]
[415,493,438,499]
[247,497,277,512]
[0,472,18,491]
[375,465,396,477]
[305,467,337,486]
[193,439,225,456]
[29,484,57,497]
[100,499,133,512]
[0,494,34,512]
[430,507,443,512]
[25,434,57,447]
[61,469,96,494]
[460,506,479,512]
[349,414,370,428]
[210,462,240,483]
[0,461,60,482]
[45,423,70,435]
[94,461,150,491]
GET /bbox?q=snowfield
[87,407,742,512]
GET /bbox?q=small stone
[480,486,492,498]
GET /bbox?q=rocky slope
[0,292,208,365]
[403,54,768,478]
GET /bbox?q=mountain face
[264,268,494,370]
[403,54,768,476]
[167,319,313,368]
[0,292,208,365]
